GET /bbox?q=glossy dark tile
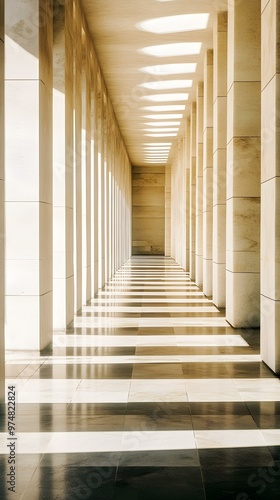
[202,465,280,500]
[114,467,205,500]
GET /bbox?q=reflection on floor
[1,256,280,499]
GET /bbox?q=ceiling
[81,0,221,167]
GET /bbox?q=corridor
[2,256,280,499]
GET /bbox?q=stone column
[82,43,92,305]
[189,103,197,281]
[185,118,190,271]
[104,95,110,283]
[53,0,74,329]
[0,0,4,402]
[213,12,228,308]
[110,123,116,276]
[92,62,99,295]
[195,83,204,287]
[165,165,171,257]
[74,0,82,312]
[261,0,280,372]
[97,82,106,288]
[226,0,261,327]
[203,50,214,297]
[5,0,53,350]
[107,113,111,280]
[171,140,186,268]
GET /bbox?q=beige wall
[132,166,165,255]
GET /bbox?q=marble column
[110,124,116,276]
[182,138,187,269]
[226,0,261,327]
[0,0,4,402]
[92,63,99,296]
[104,95,110,283]
[261,0,280,372]
[189,103,197,281]
[203,50,214,298]
[195,83,204,288]
[107,111,112,280]
[185,119,190,271]
[213,12,228,309]
[165,165,171,257]
[82,43,92,305]
[171,140,186,268]
[98,83,106,288]
[53,0,74,329]
[74,0,82,312]
[5,0,53,350]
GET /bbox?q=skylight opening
[144,160,167,163]
[144,122,180,126]
[143,114,183,120]
[145,133,178,137]
[144,128,179,132]
[140,63,196,76]
[140,80,192,91]
[141,93,188,102]
[143,145,171,148]
[137,13,210,34]
[139,42,201,57]
[142,105,185,112]
[144,152,170,155]
[144,152,169,155]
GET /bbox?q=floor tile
[3,256,280,499]
[114,467,205,500]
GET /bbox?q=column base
[203,259,213,297]
[213,262,226,308]
[6,293,53,350]
[261,295,280,374]
[226,271,260,328]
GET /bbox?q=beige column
[110,124,116,276]
[203,50,214,297]
[261,0,280,372]
[53,0,74,329]
[82,42,92,305]
[226,0,261,327]
[185,118,190,271]
[0,0,4,402]
[171,140,186,268]
[74,1,82,312]
[189,103,197,281]
[120,154,124,266]
[195,83,204,287]
[97,84,106,288]
[104,94,110,283]
[213,12,228,308]
[165,165,171,257]
[92,63,99,295]
[5,0,53,350]
[107,107,112,279]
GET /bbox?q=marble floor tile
[3,256,280,499]
[195,429,268,449]
[202,465,280,499]
[129,379,188,402]
[114,467,205,500]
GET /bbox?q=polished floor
[1,256,280,499]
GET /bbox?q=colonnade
[169,0,280,374]
[0,0,132,401]
[0,0,279,411]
